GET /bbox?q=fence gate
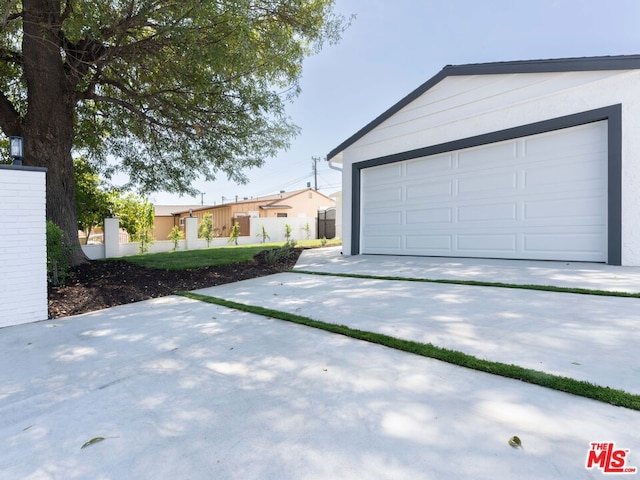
[232,216,251,236]
[317,208,336,239]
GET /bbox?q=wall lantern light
[9,136,23,165]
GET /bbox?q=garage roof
[327,54,640,162]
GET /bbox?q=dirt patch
[48,248,302,319]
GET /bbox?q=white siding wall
[0,167,47,327]
[339,69,640,265]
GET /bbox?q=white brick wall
[0,166,47,327]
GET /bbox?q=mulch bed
[48,248,302,319]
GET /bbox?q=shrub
[284,223,292,242]
[264,241,296,265]
[46,220,71,285]
[303,222,311,240]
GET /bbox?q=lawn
[119,239,341,270]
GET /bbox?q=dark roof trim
[327,54,640,161]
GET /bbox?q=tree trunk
[22,0,87,265]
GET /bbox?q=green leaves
[75,0,347,194]
[1,1,348,195]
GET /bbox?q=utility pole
[200,192,205,206]
[311,156,320,191]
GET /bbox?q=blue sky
[151,0,640,205]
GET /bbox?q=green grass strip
[179,291,640,411]
[292,269,640,299]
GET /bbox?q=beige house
[154,204,203,241]
[154,188,335,240]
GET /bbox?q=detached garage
[328,55,640,266]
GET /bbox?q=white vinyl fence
[82,216,316,259]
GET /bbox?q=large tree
[0,0,346,264]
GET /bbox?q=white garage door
[360,121,608,262]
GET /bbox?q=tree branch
[86,93,178,131]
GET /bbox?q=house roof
[250,188,334,206]
[154,205,206,216]
[327,54,640,162]
[154,188,335,216]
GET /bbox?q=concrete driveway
[1,247,638,479]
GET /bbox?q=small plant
[257,224,270,244]
[303,222,311,240]
[198,212,214,246]
[46,220,71,285]
[320,236,327,247]
[228,221,241,245]
[168,225,184,251]
[284,223,292,242]
[128,199,154,254]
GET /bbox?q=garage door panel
[406,207,452,224]
[524,196,605,220]
[524,157,604,188]
[360,121,607,262]
[406,235,452,250]
[364,164,402,185]
[405,154,453,176]
[406,181,452,200]
[523,233,604,257]
[458,202,517,222]
[457,234,517,252]
[457,141,515,169]
[362,186,403,205]
[364,211,403,226]
[524,122,606,159]
[363,236,402,250]
[458,171,517,194]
